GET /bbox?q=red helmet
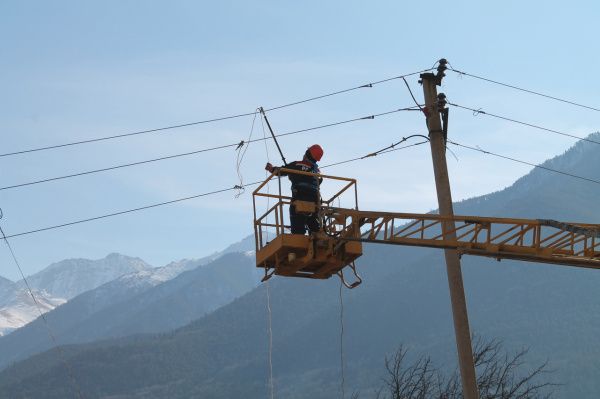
[307,144,324,161]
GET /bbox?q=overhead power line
[448,68,600,112]
[447,140,600,185]
[264,70,429,112]
[449,102,600,146]
[1,142,238,191]
[0,113,256,158]
[5,135,600,240]
[0,107,419,191]
[322,137,430,168]
[3,186,243,239]
[0,69,432,158]
[3,138,427,239]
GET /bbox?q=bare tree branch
[376,337,558,399]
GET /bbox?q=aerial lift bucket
[253,169,363,282]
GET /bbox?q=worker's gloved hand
[265,162,274,173]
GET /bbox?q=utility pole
[420,59,479,399]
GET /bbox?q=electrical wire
[0,107,419,192]
[0,69,432,158]
[359,134,430,159]
[5,134,600,240]
[2,138,426,239]
[448,68,600,113]
[447,140,600,185]
[260,69,431,112]
[6,131,600,240]
[401,77,425,113]
[1,142,240,191]
[449,102,600,146]
[0,112,256,158]
[272,107,419,140]
[2,185,247,239]
[0,220,85,399]
[322,140,429,168]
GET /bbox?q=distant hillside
[0,253,156,337]
[0,239,250,340]
[453,132,600,222]
[2,134,600,398]
[0,251,258,369]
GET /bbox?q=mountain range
[0,253,153,336]
[17,253,153,300]
[0,234,256,338]
[1,134,600,398]
[0,236,257,369]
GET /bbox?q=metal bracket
[337,262,362,289]
[261,267,275,282]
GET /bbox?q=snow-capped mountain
[17,253,153,300]
[52,239,255,319]
[0,235,255,343]
[135,234,255,283]
[0,253,153,336]
[0,277,15,307]
[0,250,259,368]
[0,288,65,336]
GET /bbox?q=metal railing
[252,168,358,252]
[323,208,600,269]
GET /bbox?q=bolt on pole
[420,59,479,399]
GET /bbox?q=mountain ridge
[0,245,257,369]
[17,253,153,300]
[2,134,600,398]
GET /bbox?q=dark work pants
[289,189,320,235]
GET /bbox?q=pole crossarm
[324,208,600,269]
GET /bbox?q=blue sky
[1,1,599,280]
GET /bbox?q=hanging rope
[261,114,275,399]
[234,110,259,198]
[339,278,346,399]
[266,280,275,399]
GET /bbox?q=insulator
[437,93,447,109]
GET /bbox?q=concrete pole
[421,64,479,399]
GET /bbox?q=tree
[375,338,557,399]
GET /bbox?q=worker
[265,144,324,235]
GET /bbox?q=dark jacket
[281,159,322,194]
